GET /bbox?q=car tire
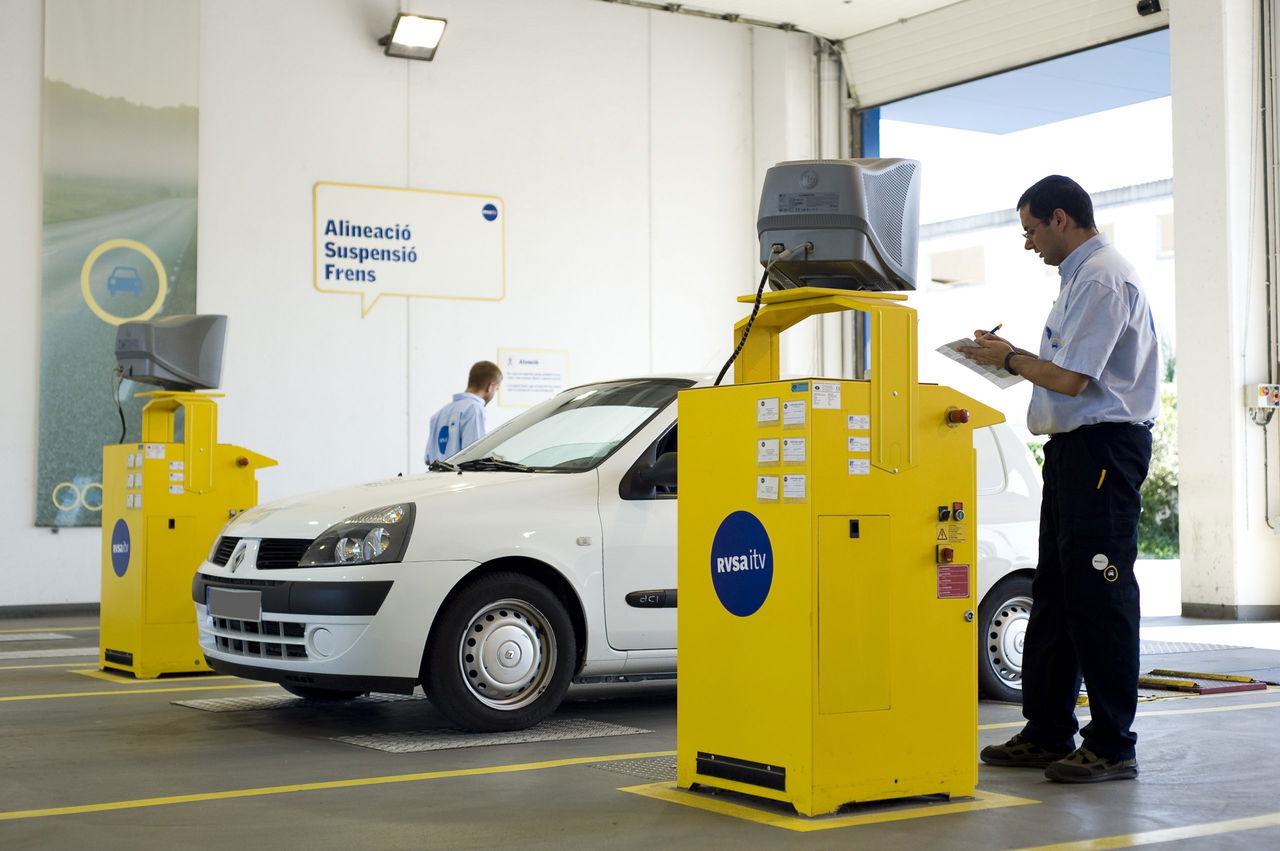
[423,572,576,732]
[978,573,1034,703]
[280,684,367,701]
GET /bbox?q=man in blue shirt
[961,175,1159,783]
[425,361,503,464]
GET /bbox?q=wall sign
[313,181,506,316]
[497,348,568,408]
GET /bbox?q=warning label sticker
[936,524,968,543]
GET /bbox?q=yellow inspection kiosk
[101,391,275,678]
[677,287,1002,816]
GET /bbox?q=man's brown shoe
[980,734,1073,768]
[1044,746,1138,783]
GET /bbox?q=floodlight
[379,13,447,61]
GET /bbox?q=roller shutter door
[841,0,1169,108]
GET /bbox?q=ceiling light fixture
[378,13,447,61]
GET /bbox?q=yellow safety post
[678,288,1002,815]
[100,391,276,678]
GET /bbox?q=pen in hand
[986,323,1003,335]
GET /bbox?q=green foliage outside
[1024,377,1180,559]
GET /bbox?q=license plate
[207,587,262,622]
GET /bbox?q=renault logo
[229,543,247,573]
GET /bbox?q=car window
[451,378,693,472]
[974,426,1007,495]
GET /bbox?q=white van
[193,376,1040,731]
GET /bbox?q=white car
[193,376,1040,731]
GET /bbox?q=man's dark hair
[1017,175,1096,229]
[468,360,502,389]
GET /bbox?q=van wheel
[280,684,366,701]
[423,572,576,732]
[978,574,1034,703]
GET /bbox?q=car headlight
[298,503,416,567]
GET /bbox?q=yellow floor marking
[1007,810,1280,850]
[619,783,1036,832]
[68,668,235,685]
[0,750,677,822]
[0,683,274,702]
[0,626,97,634]
[0,663,83,671]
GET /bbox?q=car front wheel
[423,572,576,732]
[978,573,1034,703]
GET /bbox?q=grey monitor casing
[757,158,921,291]
[115,314,227,391]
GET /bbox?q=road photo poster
[38,0,199,526]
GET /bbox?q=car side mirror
[635,451,678,490]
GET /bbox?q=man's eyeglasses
[1021,220,1048,241]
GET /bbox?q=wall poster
[38,0,200,526]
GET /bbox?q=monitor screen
[115,314,227,391]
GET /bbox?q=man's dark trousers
[1021,422,1152,760]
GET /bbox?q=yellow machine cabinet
[100,392,275,678]
[676,289,1002,816]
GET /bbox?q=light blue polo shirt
[1027,234,1160,436]
[425,392,487,463]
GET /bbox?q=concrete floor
[2,612,1279,850]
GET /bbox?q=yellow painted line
[619,783,1036,832]
[68,668,235,685]
[1007,810,1280,850]
[0,683,274,702]
[0,626,97,634]
[0,663,83,671]
[0,750,677,822]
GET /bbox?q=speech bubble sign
[313,181,505,316]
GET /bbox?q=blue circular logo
[110,518,131,578]
[709,511,773,617]
[481,203,498,222]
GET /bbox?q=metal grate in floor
[0,646,98,660]
[590,755,677,782]
[1140,641,1239,654]
[334,718,654,753]
[172,692,429,712]
[0,632,73,642]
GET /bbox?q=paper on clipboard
[936,338,1025,389]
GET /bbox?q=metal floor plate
[1140,640,1238,654]
[334,718,654,753]
[172,692,429,712]
[0,646,98,660]
[591,755,678,782]
[0,632,73,642]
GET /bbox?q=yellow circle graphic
[80,482,104,512]
[52,482,80,511]
[79,238,169,326]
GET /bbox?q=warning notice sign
[937,564,970,599]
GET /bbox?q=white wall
[0,0,816,606]
[1171,0,1280,618]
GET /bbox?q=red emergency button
[936,545,954,563]
[947,408,970,424]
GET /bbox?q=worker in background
[425,360,503,464]
[960,175,1159,783]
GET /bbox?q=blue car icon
[107,266,144,296]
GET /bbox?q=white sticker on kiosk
[756,475,779,500]
[812,382,841,409]
[757,438,779,464]
[782,474,807,499]
[125,494,135,509]
[848,436,871,453]
[849,459,871,475]
[783,400,807,425]
[169,472,185,483]
[782,437,806,462]
[848,415,870,430]
[145,443,165,460]
[169,461,185,471]
[169,484,183,495]
[757,397,779,424]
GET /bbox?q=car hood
[221,471,582,540]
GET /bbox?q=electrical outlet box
[1248,384,1280,408]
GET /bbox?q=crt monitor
[115,314,227,392]
[757,158,921,291]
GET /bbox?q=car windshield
[449,378,694,472]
